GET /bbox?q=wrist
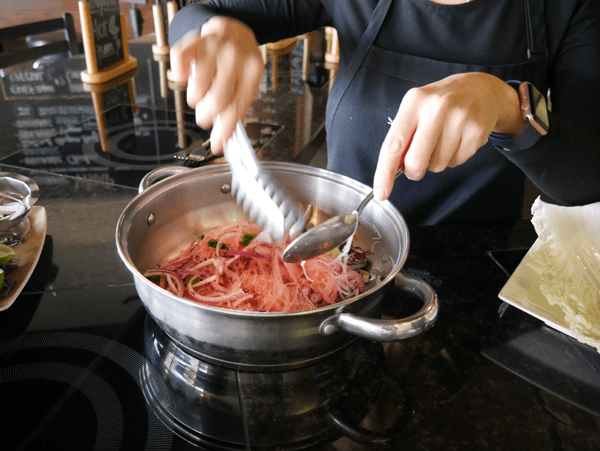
[492,80,526,137]
[169,3,217,47]
[489,81,549,151]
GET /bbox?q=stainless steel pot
[116,162,438,370]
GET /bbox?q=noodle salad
[144,220,369,312]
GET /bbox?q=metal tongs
[223,120,305,241]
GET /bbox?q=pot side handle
[319,272,438,342]
[138,166,190,194]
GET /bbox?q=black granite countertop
[384,218,600,451]
[0,37,599,451]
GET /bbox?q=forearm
[501,111,600,205]
[169,0,330,47]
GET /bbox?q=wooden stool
[260,37,298,90]
[298,31,314,82]
[324,27,339,91]
[152,1,178,99]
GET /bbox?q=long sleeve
[502,113,600,205]
[501,0,600,205]
[169,0,332,47]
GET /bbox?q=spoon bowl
[282,170,403,263]
[282,212,359,263]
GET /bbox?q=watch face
[527,83,549,132]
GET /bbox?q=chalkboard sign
[79,0,137,84]
[85,0,125,70]
[0,58,88,100]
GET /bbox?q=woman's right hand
[373,72,523,201]
[169,17,265,154]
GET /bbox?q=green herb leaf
[241,233,256,246]
[207,239,229,250]
[146,275,160,283]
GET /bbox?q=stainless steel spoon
[282,170,403,263]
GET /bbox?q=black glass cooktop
[0,105,282,189]
[0,246,414,451]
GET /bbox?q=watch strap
[489,117,544,151]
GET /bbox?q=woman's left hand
[373,72,525,201]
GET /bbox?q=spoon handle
[354,169,404,215]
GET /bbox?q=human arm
[374,0,600,207]
[169,17,265,153]
[168,0,330,153]
[373,72,525,200]
[502,0,600,206]
[168,0,330,48]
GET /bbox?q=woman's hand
[169,17,265,154]
[373,73,525,201]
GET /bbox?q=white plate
[0,206,47,311]
[498,238,574,338]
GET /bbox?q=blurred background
[1,0,156,41]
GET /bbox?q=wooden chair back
[0,13,80,69]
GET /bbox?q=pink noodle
[144,220,366,312]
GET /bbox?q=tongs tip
[223,120,304,242]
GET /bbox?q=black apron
[325,0,548,226]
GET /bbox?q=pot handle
[138,166,191,193]
[319,272,438,342]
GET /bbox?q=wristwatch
[489,80,549,151]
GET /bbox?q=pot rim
[116,162,410,318]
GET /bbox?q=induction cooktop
[0,105,283,189]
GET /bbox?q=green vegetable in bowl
[0,243,16,290]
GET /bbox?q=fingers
[403,103,482,178]
[170,30,217,128]
[192,51,237,129]
[186,59,217,128]
[209,59,264,153]
[374,89,439,201]
[403,105,441,180]
[445,120,489,168]
[199,49,264,153]
[169,18,265,154]
[374,116,412,201]
[169,30,201,84]
[375,75,500,199]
